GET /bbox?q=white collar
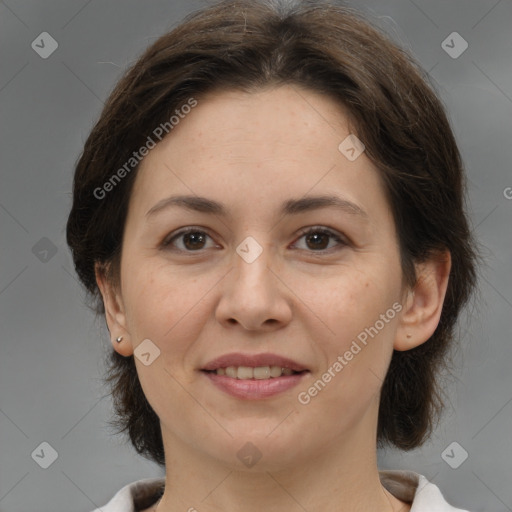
[92,470,470,511]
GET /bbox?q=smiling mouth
[203,366,306,380]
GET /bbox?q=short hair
[66,0,478,466]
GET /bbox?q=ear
[95,262,134,357]
[394,250,451,351]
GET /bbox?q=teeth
[217,365,298,379]
[253,366,270,379]
[225,366,237,378]
[237,366,253,379]
[270,365,282,378]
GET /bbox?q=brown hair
[66,0,478,466]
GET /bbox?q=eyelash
[161,226,348,254]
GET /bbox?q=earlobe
[95,262,134,357]
[394,250,451,351]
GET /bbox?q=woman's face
[112,85,409,469]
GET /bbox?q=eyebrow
[146,194,369,221]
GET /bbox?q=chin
[200,420,313,470]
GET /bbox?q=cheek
[121,238,402,362]
[120,257,210,350]
[291,262,400,339]
[299,268,401,400]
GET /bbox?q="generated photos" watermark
[297,301,402,405]
[93,97,198,200]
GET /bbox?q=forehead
[173,85,353,148]
[129,85,390,229]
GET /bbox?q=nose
[215,239,293,332]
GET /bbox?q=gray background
[1,0,511,511]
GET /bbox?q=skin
[97,85,451,512]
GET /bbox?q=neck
[154,416,409,512]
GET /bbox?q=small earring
[116,336,123,343]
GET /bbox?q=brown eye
[293,227,347,252]
[162,228,215,252]
[161,226,347,254]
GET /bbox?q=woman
[66,0,478,510]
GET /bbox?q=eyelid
[293,225,349,251]
[161,226,216,250]
[161,225,350,253]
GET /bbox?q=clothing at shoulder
[379,470,471,511]
[91,471,471,512]
[91,477,165,512]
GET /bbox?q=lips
[201,352,308,373]
[201,352,309,399]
